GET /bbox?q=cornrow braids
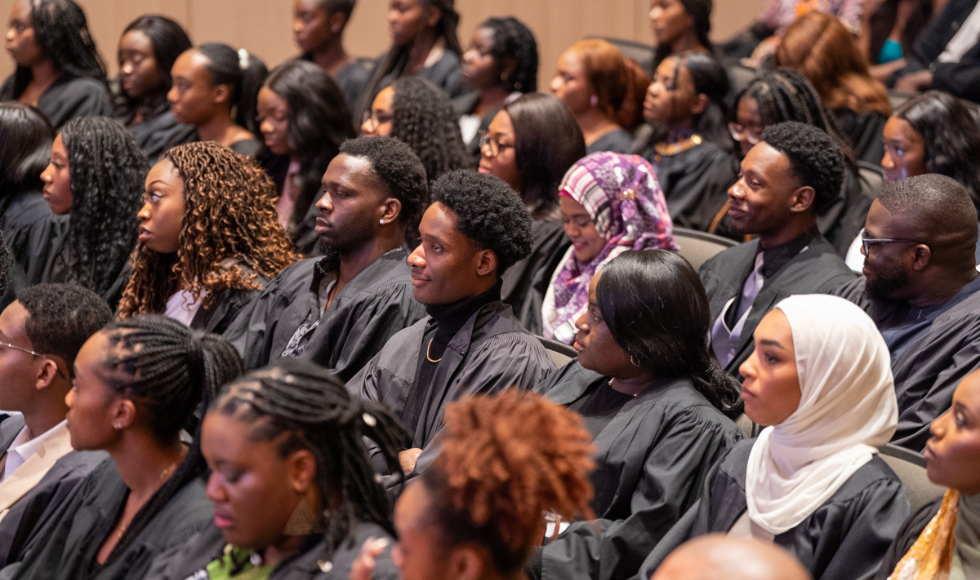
[118,142,299,318]
[422,391,595,575]
[61,116,148,299]
[96,314,243,568]
[390,76,471,182]
[482,17,538,93]
[212,359,409,557]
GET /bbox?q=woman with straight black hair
[530,249,743,580]
[479,93,585,334]
[649,0,713,70]
[257,59,356,255]
[0,102,62,309]
[0,0,111,129]
[2,315,243,580]
[114,15,195,163]
[167,43,267,156]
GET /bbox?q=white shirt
[165,289,204,327]
[1,420,67,481]
[939,0,980,63]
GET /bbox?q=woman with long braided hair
[4,314,244,580]
[39,116,148,310]
[146,357,409,580]
[119,141,298,334]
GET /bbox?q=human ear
[380,198,402,225]
[474,248,498,277]
[112,398,138,431]
[34,358,60,391]
[910,244,932,272]
[212,83,231,106]
[328,11,347,33]
[287,448,318,493]
[424,6,442,28]
[788,185,816,213]
[690,93,708,116]
[448,546,485,580]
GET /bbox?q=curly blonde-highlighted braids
[118,142,299,317]
[422,390,595,574]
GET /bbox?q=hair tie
[237,48,249,71]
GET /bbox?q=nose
[137,201,151,222]
[462,48,475,65]
[316,191,333,212]
[40,163,53,183]
[65,386,75,408]
[260,118,274,136]
[361,117,377,136]
[930,410,949,440]
[121,61,133,75]
[574,310,589,331]
[647,81,659,99]
[550,76,561,94]
[293,18,304,33]
[728,178,746,200]
[650,6,663,21]
[408,244,425,268]
[6,28,14,42]
[205,473,228,502]
[166,85,178,104]
[881,150,894,169]
[738,350,757,379]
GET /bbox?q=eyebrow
[758,339,785,349]
[147,180,167,188]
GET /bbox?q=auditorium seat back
[537,336,577,368]
[878,444,945,511]
[673,227,740,270]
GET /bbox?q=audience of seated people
[4,0,980,578]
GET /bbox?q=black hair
[17,283,112,374]
[264,60,356,229]
[0,102,54,198]
[61,116,149,301]
[11,0,107,98]
[647,52,733,153]
[358,0,462,116]
[196,43,269,135]
[96,314,243,567]
[502,93,585,217]
[652,0,713,69]
[0,231,12,299]
[761,121,844,212]
[895,90,980,213]
[390,76,471,182]
[317,0,357,19]
[114,15,193,123]
[212,359,409,557]
[480,17,538,93]
[430,169,532,274]
[597,250,742,419]
[339,135,429,227]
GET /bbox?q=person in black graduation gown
[701,122,855,378]
[635,294,909,580]
[527,250,744,580]
[38,117,146,311]
[0,285,111,568]
[167,44,268,157]
[145,359,402,580]
[113,16,196,164]
[346,170,556,485]
[836,174,980,452]
[294,0,371,116]
[636,52,737,232]
[0,315,243,580]
[224,135,428,376]
[478,93,584,334]
[0,0,111,130]
[453,17,537,163]
[257,60,356,255]
[117,142,298,334]
[0,103,63,310]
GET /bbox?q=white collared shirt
[1,420,67,481]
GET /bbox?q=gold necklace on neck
[653,133,703,157]
[425,339,442,363]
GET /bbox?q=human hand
[399,448,423,473]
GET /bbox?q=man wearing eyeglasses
[0,283,112,566]
[836,174,980,452]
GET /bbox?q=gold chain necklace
[112,458,181,542]
[425,339,442,363]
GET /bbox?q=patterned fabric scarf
[889,489,980,580]
[542,152,676,343]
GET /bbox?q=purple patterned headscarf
[543,152,677,343]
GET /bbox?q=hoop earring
[630,354,640,367]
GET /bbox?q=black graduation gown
[699,235,856,376]
[634,440,911,580]
[0,191,65,310]
[40,232,132,311]
[223,249,425,377]
[873,496,943,579]
[835,275,980,451]
[228,138,264,158]
[0,413,24,453]
[190,283,269,336]
[528,362,743,580]
[144,520,399,580]
[0,76,112,130]
[834,108,887,166]
[500,218,570,336]
[587,129,633,155]
[375,50,465,100]
[2,460,212,580]
[334,61,371,118]
[120,111,195,164]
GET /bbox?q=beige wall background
[0,0,767,91]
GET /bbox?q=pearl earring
[379,219,385,225]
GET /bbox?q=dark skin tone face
[461,27,500,90]
[860,199,925,302]
[734,97,764,157]
[118,30,163,100]
[738,309,802,426]
[643,57,706,127]
[925,370,980,495]
[315,154,399,254]
[880,116,926,184]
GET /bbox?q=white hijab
[745,294,898,535]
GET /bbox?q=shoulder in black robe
[873,496,942,579]
[834,108,887,166]
[375,50,465,100]
[40,231,131,311]
[229,137,264,158]
[0,75,112,130]
[334,60,371,118]
[500,217,570,335]
[635,439,911,580]
[0,191,65,310]
[119,111,196,164]
[835,275,980,450]
[587,129,633,155]
[528,361,743,580]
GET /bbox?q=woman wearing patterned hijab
[542,151,676,344]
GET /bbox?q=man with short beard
[836,173,980,451]
[224,136,428,378]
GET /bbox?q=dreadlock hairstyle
[118,142,299,318]
[92,314,243,568]
[60,116,148,299]
[390,76,471,182]
[10,0,107,98]
[263,60,356,230]
[358,0,462,117]
[195,43,269,135]
[480,17,538,93]
[420,390,595,575]
[113,15,193,124]
[596,250,743,419]
[211,359,409,558]
[0,102,53,198]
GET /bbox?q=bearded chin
[864,262,910,303]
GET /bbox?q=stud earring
[501,71,509,81]
[590,94,599,107]
[379,219,385,225]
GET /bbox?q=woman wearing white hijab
[635,294,911,580]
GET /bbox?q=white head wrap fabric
[745,294,898,535]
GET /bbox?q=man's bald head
[651,535,811,580]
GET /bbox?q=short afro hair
[340,135,429,228]
[18,283,113,374]
[761,121,844,212]
[430,170,532,274]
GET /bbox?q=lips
[728,205,748,220]
[315,217,332,236]
[138,227,151,242]
[213,510,233,529]
[410,271,429,287]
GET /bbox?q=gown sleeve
[872,497,942,580]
